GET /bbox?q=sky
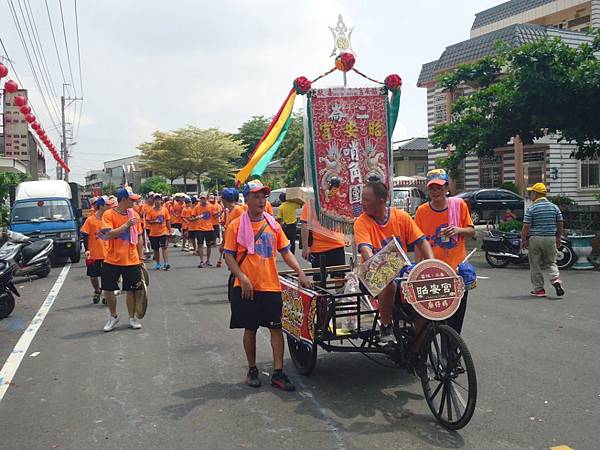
[1,0,502,184]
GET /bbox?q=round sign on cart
[401,259,465,321]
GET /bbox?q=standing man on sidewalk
[100,187,145,332]
[521,183,565,298]
[145,193,172,271]
[224,180,311,391]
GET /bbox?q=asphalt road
[0,246,598,450]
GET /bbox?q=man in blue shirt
[521,183,565,297]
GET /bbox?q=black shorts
[172,223,182,231]
[194,230,215,246]
[213,225,220,234]
[229,287,283,331]
[310,246,346,281]
[101,263,142,292]
[86,259,103,278]
[149,235,169,250]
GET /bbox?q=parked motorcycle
[482,229,576,270]
[0,259,19,319]
[0,230,54,279]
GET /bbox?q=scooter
[0,230,54,279]
[0,259,19,319]
[482,229,576,270]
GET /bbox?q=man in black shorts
[100,187,145,332]
[224,180,311,391]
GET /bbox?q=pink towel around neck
[127,208,138,245]
[237,211,280,255]
[447,197,462,245]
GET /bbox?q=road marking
[0,264,71,403]
[550,446,573,450]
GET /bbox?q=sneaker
[103,316,119,332]
[271,370,295,391]
[129,318,142,329]
[552,279,565,297]
[154,263,161,270]
[163,264,171,271]
[205,262,213,267]
[530,289,546,297]
[93,292,101,304]
[197,262,204,268]
[102,298,107,305]
[216,261,222,268]
[380,324,395,343]
[246,367,261,388]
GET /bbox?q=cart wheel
[287,336,317,376]
[420,324,477,430]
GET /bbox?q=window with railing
[479,155,503,188]
[581,158,599,189]
[433,94,447,124]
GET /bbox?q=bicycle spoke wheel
[420,324,477,430]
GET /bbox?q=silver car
[392,187,426,215]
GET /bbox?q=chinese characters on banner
[280,277,318,348]
[307,87,391,231]
[401,259,465,321]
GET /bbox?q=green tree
[138,131,188,185]
[0,172,29,225]
[139,176,172,195]
[431,29,600,177]
[235,116,269,164]
[101,183,118,196]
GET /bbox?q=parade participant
[170,194,185,247]
[81,196,113,304]
[187,196,200,255]
[521,183,565,297]
[224,180,311,391]
[181,197,193,251]
[191,192,217,267]
[277,193,301,254]
[209,194,223,245]
[100,187,144,332]
[145,193,172,270]
[300,202,346,284]
[354,181,434,342]
[223,189,244,229]
[415,169,475,334]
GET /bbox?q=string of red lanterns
[0,62,70,173]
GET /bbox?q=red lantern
[19,105,31,115]
[25,114,36,123]
[0,63,8,78]
[31,122,41,130]
[4,80,18,93]
[36,128,44,136]
[13,95,27,107]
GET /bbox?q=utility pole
[60,84,83,182]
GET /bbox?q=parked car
[392,187,426,215]
[455,189,524,224]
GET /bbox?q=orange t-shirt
[209,202,222,226]
[224,217,290,292]
[101,208,143,266]
[170,201,184,225]
[354,207,425,255]
[225,204,244,228]
[190,203,215,231]
[414,200,474,270]
[299,203,345,254]
[181,206,193,230]
[242,201,273,215]
[145,206,171,237]
[80,213,107,260]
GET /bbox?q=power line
[58,0,76,89]
[73,0,84,140]
[44,0,67,84]
[6,0,61,132]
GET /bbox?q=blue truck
[9,180,82,263]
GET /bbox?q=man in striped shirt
[521,183,565,297]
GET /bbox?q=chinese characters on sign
[280,277,318,348]
[401,260,465,321]
[308,87,391,225]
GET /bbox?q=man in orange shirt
[209,193,223,245]
[415,169,475,334]
[191,193,217,267]
[100,187,145,332]
[81,196,114,304]
[224,180,310,391]
[299,202,346,284]
[181,197,193,252]
[170,194,185,247]
[145,193,172,270]
[354,181,434,342]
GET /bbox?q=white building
[418,0,600,204]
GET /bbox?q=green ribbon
[387,90,401,135]
[251,115,293,177]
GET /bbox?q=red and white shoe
[530,289,546,297]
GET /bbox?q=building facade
[418,0,600,204]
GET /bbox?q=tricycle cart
[280,260,477,431]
